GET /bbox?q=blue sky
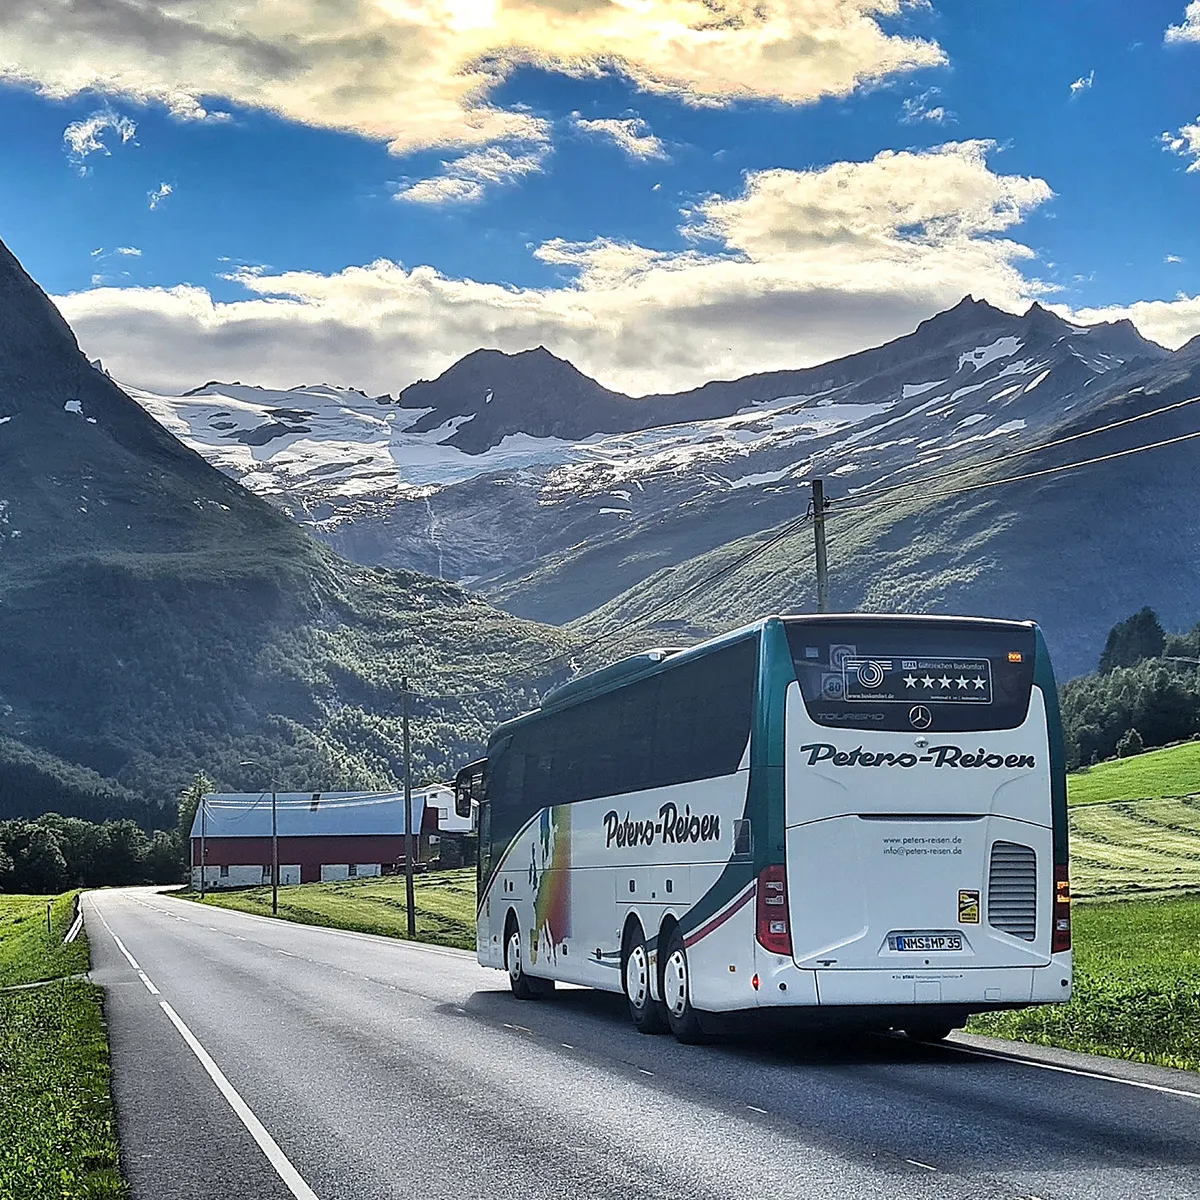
[0,0,1197,395]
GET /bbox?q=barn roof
[190,792,426,840]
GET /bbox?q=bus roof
[487,612,1041,745]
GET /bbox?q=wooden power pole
[812,478,830,613]
[402,677,416,939]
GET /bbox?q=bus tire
[661,926,708,1044]
[506,921,554,1001]
[623,928,668,1035]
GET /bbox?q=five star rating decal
[841,654,994,705]
[903,674,987,691]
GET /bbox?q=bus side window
[732,819,752,858]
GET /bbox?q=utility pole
[199,793,207,898]
[402,677,416,939]
[271,785,279,916]
[812,478,830,614]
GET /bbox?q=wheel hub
[663,949,688,1017]
[507,931,522,982]
[626,945,648,1008]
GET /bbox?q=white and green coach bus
[454,614,1072,1044]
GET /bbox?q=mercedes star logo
[909,705,933,730]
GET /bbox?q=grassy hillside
[566,354,1200,680]
[1068,741,1200,806]
[0,237,576,825]
[0,892,125,1197]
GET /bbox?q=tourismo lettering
[603,803,721,849]
[799,743,1036,769]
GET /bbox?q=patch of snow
[987,420,1027,437]
[727,467,794,490]
[64,399,83,414]
[958,414,987,427]
[958,337,1023,373]
[1024,369,1052,392]
[902,380,945,399]
[86,417,98,424]
[0,416,10,425]
[598,507,630,516]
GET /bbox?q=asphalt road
[85,888,1200,1200]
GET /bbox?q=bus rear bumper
[750,955,1072,1009]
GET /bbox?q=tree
[1115,727,1144,758]
[147,831,184,884]
[176,772,214,869]
[1099,608,1166,673]
[1,822,69,893]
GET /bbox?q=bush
[1115,727,1144,758]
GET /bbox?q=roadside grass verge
[183,869,477,950]
[1068,740,1200,807]
[969,895,1200,1073]
[0,892,126,1198]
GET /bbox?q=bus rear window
[784,620,1036,733]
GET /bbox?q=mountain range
[130,294,1200,677]
[0,238,570,824]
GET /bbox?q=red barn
[189,792,437,889]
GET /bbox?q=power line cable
[833,423,1200,514]
[826,391,1200,511]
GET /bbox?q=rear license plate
[894,934,962,952]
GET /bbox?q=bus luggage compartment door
[786,814,1053,974]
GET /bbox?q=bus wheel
[661,927,708,1044]
[506,923,554,1001]
[905,1022,954,1044]
[624,933,668,1035]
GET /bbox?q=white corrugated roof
[190,792,425,840]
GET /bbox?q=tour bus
[454,614,1072,1043]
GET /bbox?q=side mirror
[454,782,472,820]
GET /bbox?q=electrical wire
[827,391,1200,511]
[832,423,1200,514]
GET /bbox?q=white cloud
[164,92,231,123]
[573,116,667,160]
[396,142,550,204]
[1054,295,1200,351]
[62,108,136,168]
[900,88,952,124]
[1069,70,1094,96]
[55,141,1061,397]
[114,246,142,257]
[148,182,174,210]
[1,0,944,167]
[1163,119,1200,171]
[1166,2,1200,43]
[1166,254,1185,264]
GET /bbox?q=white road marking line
[905,1159,937,1172]
[951,1043,1200,1101]
[111,934,140,972]
[138,972,160,995]
[159,1000,319,1200]
[746,1105,767,1115]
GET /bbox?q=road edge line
[946,1041,1200,1100]
[159,1000,320,1200]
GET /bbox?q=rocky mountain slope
[0,238,571,824]
[130,294,1183,675]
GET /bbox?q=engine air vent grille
[988,841,1037,942]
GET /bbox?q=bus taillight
[1052,864,1071,954]
[756,865,792,956]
